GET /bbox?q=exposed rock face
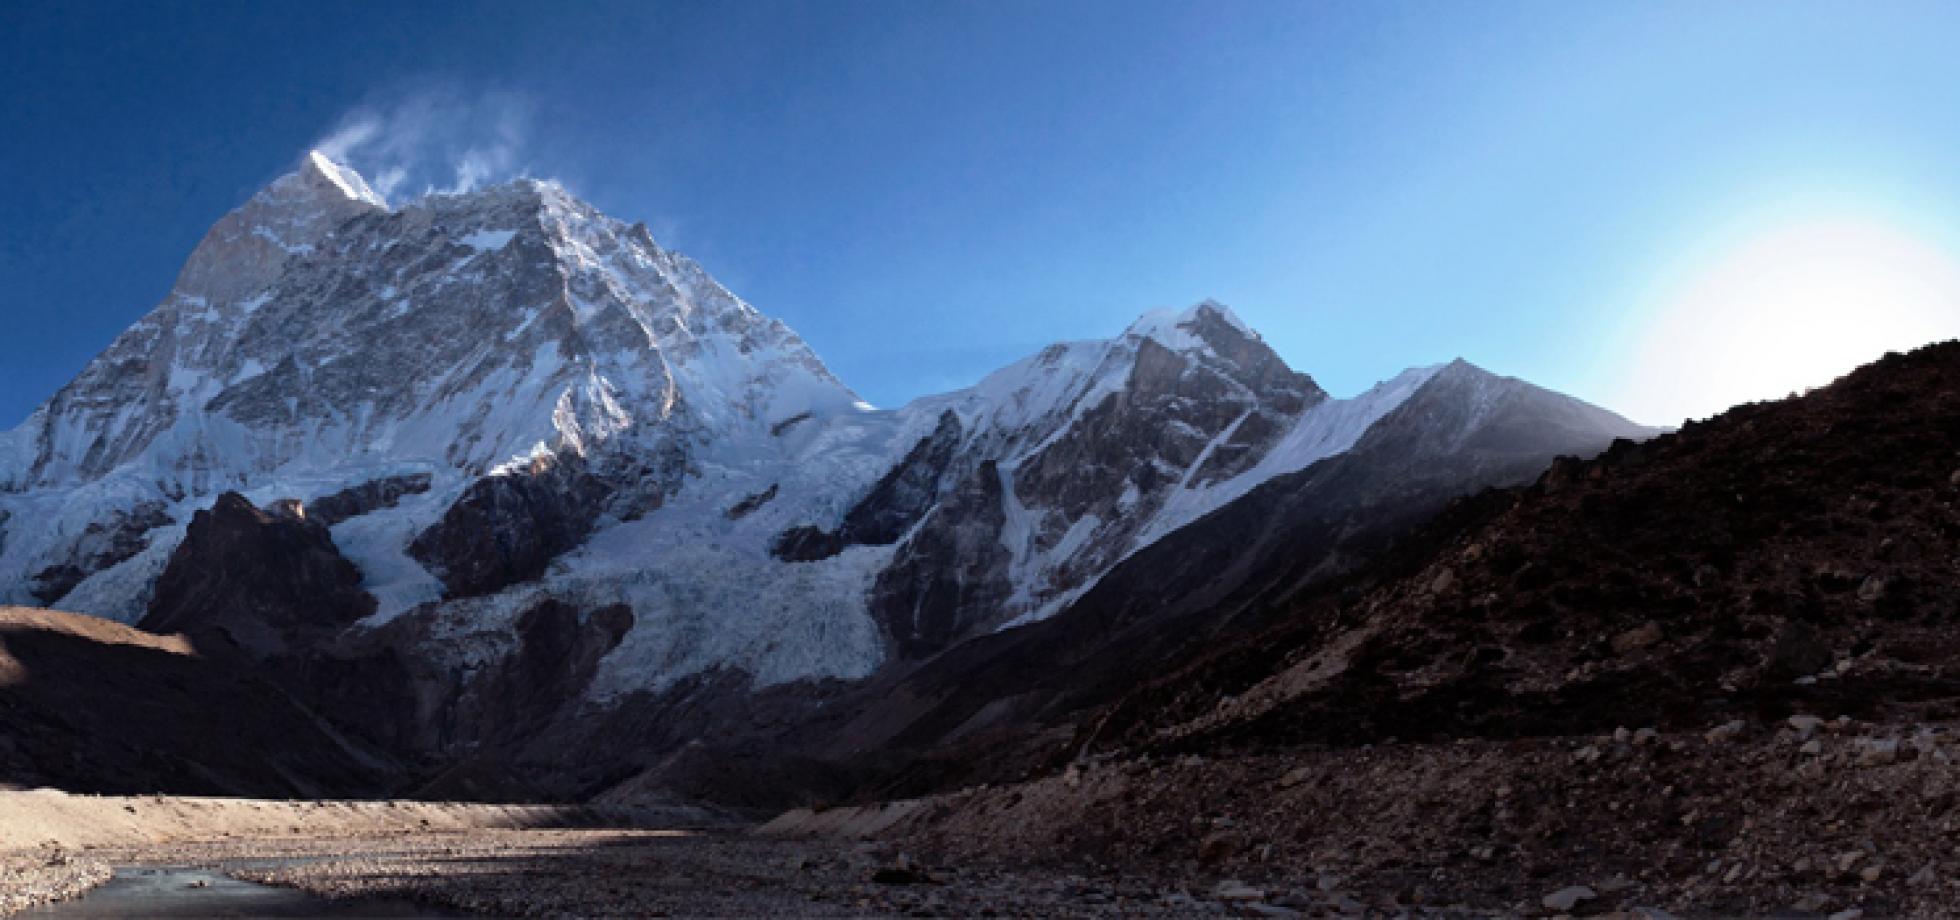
[454,599,636,748]
[408,453,613,599]
[869,461,1015,658]
[261,595,649,799]
[838,411,966,544]
[1013,333,1302,553]
[27,501,172,604]
[307,472,433,526]
[725,484,778,520]
[140,492,375,658]
[953,309,1330,635]
[0,155,386,492]
[172,150,387,308]
[769,527,846,563]
[772,411,963,562]
[25,567,85,606]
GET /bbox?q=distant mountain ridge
[0,153,1657,800]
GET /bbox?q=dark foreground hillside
[1100,339,1960,751]
[876,341,1960,917]
[0,606,399,796]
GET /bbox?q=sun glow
[1620,216,1960,425]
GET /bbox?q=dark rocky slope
[874,340,1960,917]
[1092,340,1960,756]
[0,606,397,797]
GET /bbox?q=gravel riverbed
[8,828,1389,918]
[0,855,112,916]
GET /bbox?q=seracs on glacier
[0,151,1464,700]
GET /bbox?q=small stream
[19,866,464,918]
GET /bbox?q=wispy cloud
[311,86,536,204]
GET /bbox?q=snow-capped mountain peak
[169,151,388,306]
[0,159,865,619]
[0,153,1656,748]
[1124,299,1255,350]
[303,149,389,209]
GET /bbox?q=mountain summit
[303,150,388,208]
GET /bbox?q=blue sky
[4,1,1958,428]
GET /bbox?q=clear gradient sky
[3,0,1958,428]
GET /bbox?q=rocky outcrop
[868,461,1015,658]
[840,412,966,544]
[456,600,636,747]
[25,567,82,606]
[26,501,171,605]
[769,525,848,564]
[408,453,612,598]
[140,492,375,658]
[772,411,964,562]
[725,484,778,520]
[268,596,644,796]
[307,472,433,526]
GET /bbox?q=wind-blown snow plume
[312,87,535,203]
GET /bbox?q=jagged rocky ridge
[0,153,1655,800]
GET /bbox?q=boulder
[1705,720,1747,744]
[1541,885,1596,912]
[1611,621,1663,655]
[1214,879,1265,902]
